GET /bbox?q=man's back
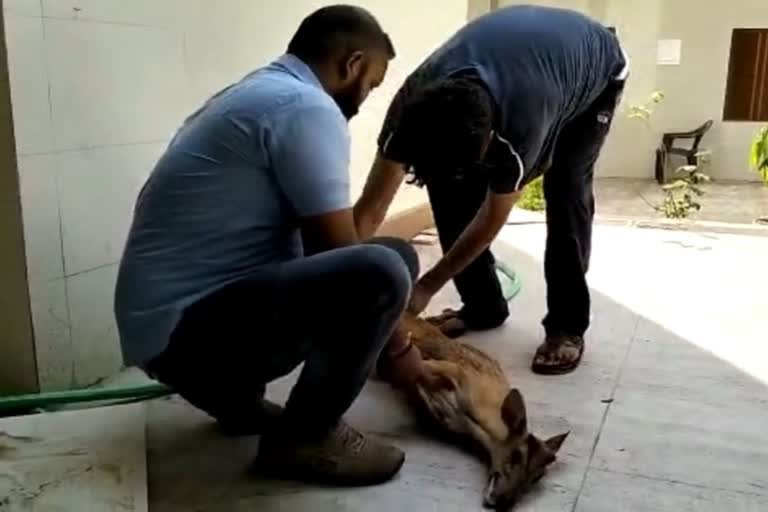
[396,5,625,176]
[420,6,622,118]
[115,55,349,366]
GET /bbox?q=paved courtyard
[595,178,768,225]
[146,221,768,511]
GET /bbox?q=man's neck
[289,53,337,95]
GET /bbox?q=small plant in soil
[628,90,711,219]
[658,162,710,219]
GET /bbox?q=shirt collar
[273,54,325,90]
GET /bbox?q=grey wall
[500,0,591,13]
[468,0,493,20]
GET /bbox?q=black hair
[398,78,494,187]
[288,5,395,62]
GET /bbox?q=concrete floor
[146,223,768,511]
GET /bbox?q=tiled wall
[3,0,466,390]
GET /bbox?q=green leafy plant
[751,127,768,224]
[628,90,712,219]
[627,90,665,123]
[751,126,768,183]
[658,161,711,219]
[518,176,545,211]
[636,151,712,220]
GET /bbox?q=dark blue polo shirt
[380,5,627,192]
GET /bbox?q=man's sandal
[531,336,585,375]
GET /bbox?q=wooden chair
[654,120,714,184]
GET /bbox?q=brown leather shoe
[254,420,405,486]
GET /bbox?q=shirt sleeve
[486,133,527,194]
[487,111,551,194]
[270,102,351,217]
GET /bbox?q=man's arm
[413,189,521,310]
[354,81,413,240]
[270,104,415,369]
[266,103,363,254]
[412,125,536,303]
[300,208,416,370]
[300,209,359,255]
[353,152,407,240]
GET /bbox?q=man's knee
[366,237,420,281]
[345,244,412,313]
[365,245,413,308]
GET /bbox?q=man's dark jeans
[146,237,419,434]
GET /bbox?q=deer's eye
[506,450,523,467]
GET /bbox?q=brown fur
[401,314,569,511]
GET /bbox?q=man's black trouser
[145,237,419,434]
[426,80,624,337]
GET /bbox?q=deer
[395,313,570,511]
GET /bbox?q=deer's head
[483,389,569,510]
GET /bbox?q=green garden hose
[0,383,172,416]
[496,261,522,301]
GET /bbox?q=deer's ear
[527,432,569,479]
[501,389,527,437]
[544,432,570,454]
[526,434,556,478]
